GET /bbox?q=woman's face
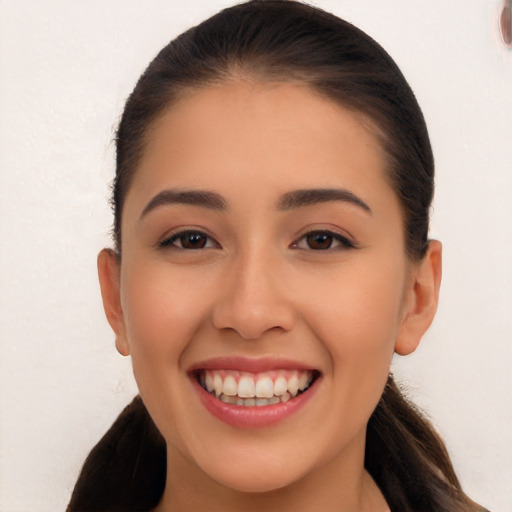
[102,82,432,493]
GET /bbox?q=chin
[211,467,300,494]
[194,448,310,494]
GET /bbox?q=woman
[67,1,488,510]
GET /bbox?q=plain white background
[0,1,511,510]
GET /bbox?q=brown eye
[306,232,334,250]
[160,230,217,250]
[292,230,354,251]
[181,232,208,249]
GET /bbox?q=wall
[0,1,510,510]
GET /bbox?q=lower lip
[191,376,319,428]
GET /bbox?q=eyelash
[159,230,219,250]
[291,230,355,251]
[159,229,355,251]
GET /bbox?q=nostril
[212,300,295,340]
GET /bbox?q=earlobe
[395,240,442,356]
[97,248,130,356]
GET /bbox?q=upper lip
[188,356,319,374]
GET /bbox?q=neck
[153,434,389,512]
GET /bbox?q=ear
[395,240,442,356]
[97,248,130,356]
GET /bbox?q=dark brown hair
[69,1,476,510]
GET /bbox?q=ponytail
[66,396,166,512]
[366,375,474,511]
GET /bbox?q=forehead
[125,81,396,215]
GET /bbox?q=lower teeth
[218,394,288,406]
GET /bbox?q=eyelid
[291,228,356,250]
[159,227,220,250]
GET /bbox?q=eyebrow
[140,186,371,220]
[140,189,227,219]
[277,188,372,214]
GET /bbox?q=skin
[98,82,442,512]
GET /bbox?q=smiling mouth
[195,369,320,406]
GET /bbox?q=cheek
[119,262,215,446]
[306,259,403,338]
[299,256,405,396]
[120,261,212,368]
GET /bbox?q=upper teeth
[201,369,314,401]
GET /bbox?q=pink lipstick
[189,357,320,428]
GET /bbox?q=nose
[212,249,296,340]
